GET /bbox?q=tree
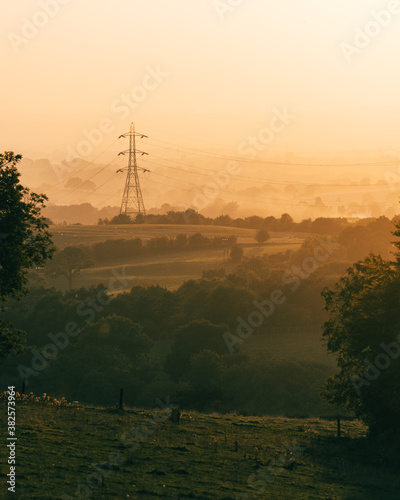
[64,177,82,189]
[110,213,133,224]
[185,350,224,409]
[175,233,188,248]
[255,229,270,244]
[134,213,145,224]
[188,349,223,392]
[0,152,55,358]
[64,315,153,404]
[46,246,94,289]
[321,250,400,437]
[279,213,293,231]
[165,319,228,382]
[188,232,209,248]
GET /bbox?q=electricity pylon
[117,122,149,216]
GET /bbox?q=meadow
[46,224,303,291]
[2,401,400,500]
[49,224,306,248]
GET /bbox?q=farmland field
[46,224,304,291]
[49,224,307,248]
[2,402,400,500]
[42,224,324,364]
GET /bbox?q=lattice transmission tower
[117,122,149,216]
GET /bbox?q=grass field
[46,224,303,291]
[48,243,298,292]
[49,224,306,249]
[2,402,400,500]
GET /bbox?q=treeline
[75,233,237,263]
[44,202,118,226]
[101,210,397,237]
[84,216,395,264]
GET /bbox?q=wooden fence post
[119,388,124,410]
[337,416,341,439]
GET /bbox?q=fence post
[119,388,124,410]
[21,378,26,395]
[337,416,341,439]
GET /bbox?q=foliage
[3,215,400,416]
[110,213,133,224]
[0,152,55,358]
[64,315,154,404]
[50,233,239,267]
[338,216,394,261]
[46,246,94,288]
[321,252,400,436]
[165,319,228,382]
[99,208,352,234]
[0,152,55,301]
[255,229,270,244]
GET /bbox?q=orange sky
[1,0,399,159]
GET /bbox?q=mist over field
[15,148,400,224]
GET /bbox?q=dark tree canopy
[110,213,133,224]
[0,152,55,357]
[165,319,228,382]
[321,225,400,436]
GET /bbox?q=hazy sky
[1,0,400,159]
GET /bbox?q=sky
[1,0,400,157]
[1,0,400,219]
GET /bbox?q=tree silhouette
[47,246,94,289]
[0,151,55,358]
[321,245,400,437]
[255,229,270,244]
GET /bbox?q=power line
[143,157,393,188]
[63,172,119,206]
[145,137,400,168]
[144,172,374,209]
[45,138,119,193]
[42,126,399,212]
[47,155,119,203]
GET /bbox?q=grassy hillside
[2,401,400,499]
